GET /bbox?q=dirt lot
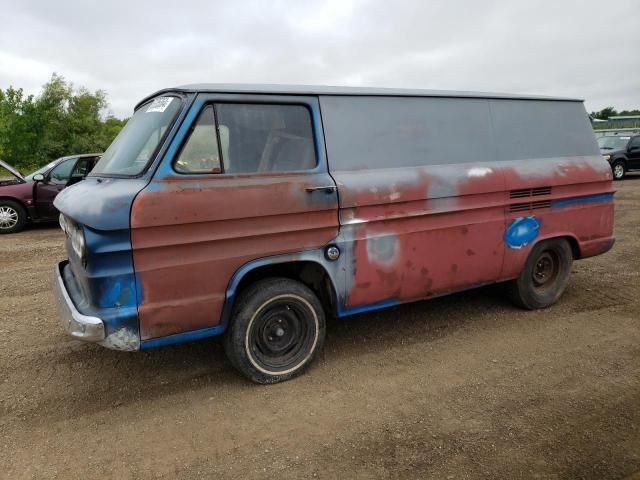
[1,178,639,480]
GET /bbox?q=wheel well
[0,196,28,214]
[560,235,580,259]
[232,261,337,317]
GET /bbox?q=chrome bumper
[53,262,105,343]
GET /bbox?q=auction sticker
[147,97,173,113]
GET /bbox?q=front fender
[220,249,343,328]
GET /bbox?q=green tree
[0,73,126,172]
[590,107,618,120]
[618,109,640,117]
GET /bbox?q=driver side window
[48,159,75,184]
[629,137,640,150]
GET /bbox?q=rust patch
[132,172,340,340]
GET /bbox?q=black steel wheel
[224,277,326,384]
[508,238,573,310]
[531,250,561,292]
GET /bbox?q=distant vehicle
[0,154,101,233]
[597,135,640,180]
[593,128,640,138]
[53,84,614,384]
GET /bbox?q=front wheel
[0,200,27,234]
[508,238,573,310]
[612,160,626,180]
[224,277,326,384]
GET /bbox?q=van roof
[137,84,582,108]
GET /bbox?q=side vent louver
[509,200,552,213]
[509,188,531,199]
[509,186,552,212]
[509,186,552,199]
[532,186,552,196]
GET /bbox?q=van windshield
[91,96,182,176]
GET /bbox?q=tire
[0,199,27,234]
[612,160,625,180]
[508,238,573,310]
[224,277,326,384]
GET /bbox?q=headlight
[59,213,68,235]
[603,154,611,161]
[70,224,86,262]
[60,214,86,263]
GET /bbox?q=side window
[216,103,316,174]
[49,159,74,184]
[70,158,93,179]
[629,137,640,150]
[175,106,221,173]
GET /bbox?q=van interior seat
[258,131,315,172]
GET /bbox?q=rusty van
[53,85,615,383]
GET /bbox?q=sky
[0,0,638,118]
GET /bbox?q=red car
[0,154,101,233]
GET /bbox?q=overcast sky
[0,0,638,118]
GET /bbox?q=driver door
[34,158,76,219]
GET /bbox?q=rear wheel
[224,277,326,384]
[508,238,573,309]
[0,200,27,234]
[612,160,625,180]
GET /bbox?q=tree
[590,107,618,120]
[0,73,126,172]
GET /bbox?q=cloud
[0,0,638,117]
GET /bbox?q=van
[53,85,615,383]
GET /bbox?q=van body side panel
[500,157,614,278]
[320,95,614,313]
[130,95,339,340]
[332,165,507,308]
[490,99,614,278]
[320,96,508,310]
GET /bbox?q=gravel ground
[1,177,639,479]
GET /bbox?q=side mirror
[32,173,45,182]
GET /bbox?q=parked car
[0,154,101,233]
[597,134,640,180]
[53,85,614,384]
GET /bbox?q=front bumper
[53,261,105,343]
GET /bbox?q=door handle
[305,185,337,194]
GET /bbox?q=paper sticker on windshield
[146,97,173,113]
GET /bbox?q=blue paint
[60,262,140,342]
[504,216,540,249]
[551,192,614,209]
[140,325,225,350]
[102,281,122,307]
[61,220,141,342]
[54,177,149,231]
[337,298,399,318]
